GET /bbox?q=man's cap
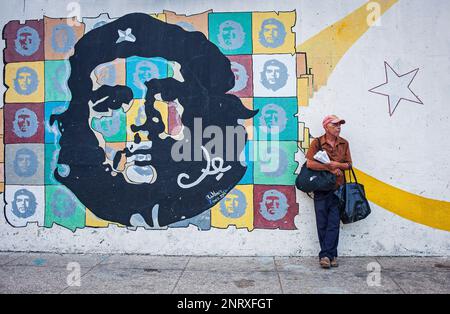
[322,115,346,129]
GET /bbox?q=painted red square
[226,55,253,98]
[4,103,45,144]
[3,20,45,63]
[253,185,298,230]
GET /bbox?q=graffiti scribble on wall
[2,10,313,231]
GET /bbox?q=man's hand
[328,161,340,170]
[328,161,351,171]
[330,168,343,176]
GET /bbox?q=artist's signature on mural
[205,189,228,205]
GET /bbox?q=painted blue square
[126,56,170,99]
[44,102,69,144]
[238,140,254,184]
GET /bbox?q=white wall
[0,0,449,256]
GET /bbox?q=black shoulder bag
[334,167,371,224]
[295,138,336,193]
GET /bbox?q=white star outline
[369,61,423,116]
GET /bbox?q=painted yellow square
[126,99,147,141]
[297,77,309,106]
[252,11,296,54]
[5,61,45,103]
[211,184,254,231]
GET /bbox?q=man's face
[19,32,33,50]
[15,195,30,213]
[263,24,279,43]
[17,153,31,172]
[326,122,342,137]
[17,114,31,132]
[224,193,239,214]
[264,195,280,215]
[263,108,279,128]
[264,65,280,84]
[17,72,32,91]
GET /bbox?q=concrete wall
[0,0,449,256]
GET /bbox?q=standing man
[305,115,352,269]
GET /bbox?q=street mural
[2,10,302,231]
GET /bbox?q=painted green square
[168,62,175,78]
[208,12,252,55]
[254,141,298,185]
[45,185,86,231]
[254,97,298,141]
[45,60,71,102]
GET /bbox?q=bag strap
[342,165,358,184]
[343,168,348,183]
[349,166,359,184]
[317,136,323,151]
[349,166,368,203]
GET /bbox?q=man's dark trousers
[314,190,340,260]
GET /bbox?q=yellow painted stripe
[297,0,399,91]
[301,128,310,149]
[354,168,450,232]
[297,77,309,106]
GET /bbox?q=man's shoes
[319,257,331,269]
[331,257,339,267]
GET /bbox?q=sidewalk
[0,252,448,294]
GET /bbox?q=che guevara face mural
[3,11,301,231]
[51,13,255,227]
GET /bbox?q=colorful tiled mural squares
[2,11,314,231]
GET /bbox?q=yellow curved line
[354,168,450,232]
[297,0,398,91]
